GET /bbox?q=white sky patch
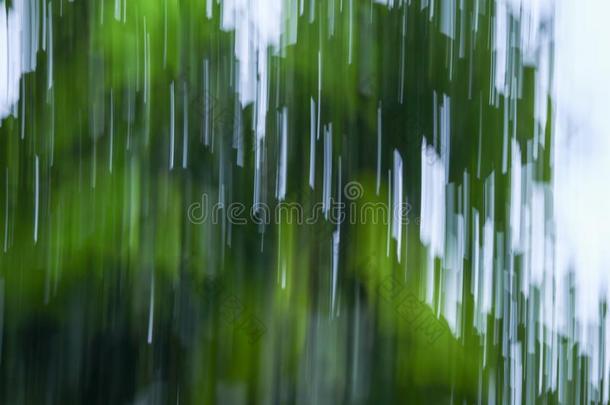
[221,0,283,108]
[1,0,45,121]
[552,0,610,353]
[0,2,23,120]
[420,139,446,260]
[221,0,287,209]
[420,139,446,307]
